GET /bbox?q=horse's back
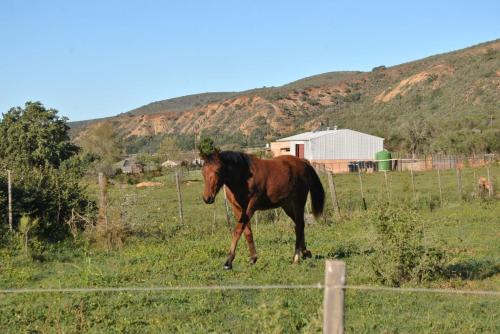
[250,155,311,204]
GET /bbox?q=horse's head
[201,151,224,204]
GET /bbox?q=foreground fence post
[7,170,13,231]
[327,172,341,219]
[323,260,346,334]
[175,172,184,225]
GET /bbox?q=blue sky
[1,1,499,121]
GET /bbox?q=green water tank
[376,150,392,171]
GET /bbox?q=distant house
[115,159,144,174]
[270,128,384,173]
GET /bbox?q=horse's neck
[223,166,250,195]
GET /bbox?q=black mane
[220,151,251,169]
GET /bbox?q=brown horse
[201,150,325,269]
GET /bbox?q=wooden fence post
[456,167,462,200]
[486,165,493,198]
[223,186,232,230]
[323,260,346,334]
[383,170,391,199]
[175,172,184,224]
[357,167,367,210]
[437,169,443,208]
[98,172,108,228]
[410,165,416,199]
[211,200,217,235]
[473,169,477,198]
[7,170,13,232]
[327,172,341,219]
[254,211,258,235]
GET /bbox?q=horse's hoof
[293,254,300,263]
[223,262,232,270]
[302,250,312,259]
[249,257,258,265]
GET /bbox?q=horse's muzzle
[203,196,215,204]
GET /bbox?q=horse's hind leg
[283,204,310,263]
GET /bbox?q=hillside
[71,39,500,155]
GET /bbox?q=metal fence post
[323,260,346,334]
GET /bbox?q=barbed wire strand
[1,284,499,296]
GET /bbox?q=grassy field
[1,166,499,333]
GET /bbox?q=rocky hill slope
[71,40,500,154]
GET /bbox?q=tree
[77,123,123,174]
[77,123,123,163]
[400,116,434,157]
[156,136,182,162]
[0,101,79,169]
[0,102,92,240]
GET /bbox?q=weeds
[369,202,449,286]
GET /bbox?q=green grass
[1,166,499,333]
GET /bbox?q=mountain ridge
[71,39,500,154]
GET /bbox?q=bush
[369,203,448,286]
[0,102,95,241]
[6,163,94,241]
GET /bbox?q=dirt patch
[136,181,163,188]
[375,64,454,102]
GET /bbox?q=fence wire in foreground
[1,284,499,296]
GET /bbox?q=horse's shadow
[444,259,500,280]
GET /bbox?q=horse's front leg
[224,222,246,270]
[243,222,257,265]
[243,196,260,265]
[223,196,259,270]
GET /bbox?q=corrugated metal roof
[276,129,383,142]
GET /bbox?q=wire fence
[1,261,498,333]
[1,284,499,296]
[2,156,497,238]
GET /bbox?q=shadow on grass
[320,242,374,260]
[444,259,500,280]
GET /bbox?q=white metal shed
[274,129,384,160]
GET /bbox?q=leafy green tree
[0,102,93,240]
[0,102,78,169]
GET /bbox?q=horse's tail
[306,163,325,218]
